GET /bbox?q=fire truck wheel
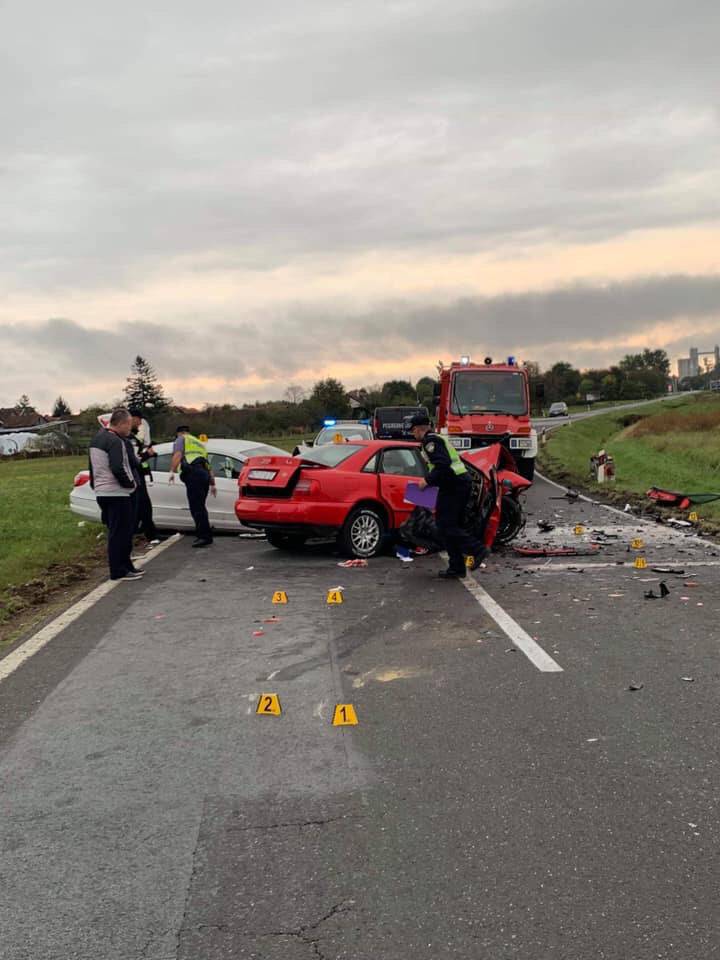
[515,457,535,482]
[495,495,525,545]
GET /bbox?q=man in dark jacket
[128,408,158,542]
[89,408,143,581]
[409,412,485,579]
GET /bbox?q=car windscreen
[315,426,371,444]
[451,371,527,416]
[300,443,365,467]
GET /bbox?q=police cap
[407,412,431,428]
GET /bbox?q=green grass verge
[246,435,302,453]
[538,392,720,520]
[0,456,104,624]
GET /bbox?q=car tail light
[295,477,320,496]
[73,471,90,487]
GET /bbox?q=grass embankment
[539,392,720,521]
[0,456,105,636]
[247,435,300,453]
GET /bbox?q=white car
[548,401,569,417]
[292,420,374,456]
[70,438,289,532]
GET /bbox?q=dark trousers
[97,496,134,579]
[134,473,157,539]
[183,467,212,541]
[436,478,481,573]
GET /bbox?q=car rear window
[315,425,372,445]
[300,444,365,467]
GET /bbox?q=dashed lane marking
[461,574,563,673]
[0,534,181,686]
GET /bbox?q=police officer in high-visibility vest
[409,412,485,579]
[168,426,217,547]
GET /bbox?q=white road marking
[313,700,327,719]
[0,534,181,686]
[461,574,563,673]
[266,669,279,680]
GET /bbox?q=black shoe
[127,566,146,575]
[192,538,213,548]
[438,568,466,580]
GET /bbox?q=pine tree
[52,396,72,417]
[15,394,33,413]
[123,356,171,414]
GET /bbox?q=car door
[377,447,427,527]
[207,452,245,530]
[146,451,193,530]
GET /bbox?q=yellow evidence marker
[327,589,344,605]
[634,557,648,570]
[465,555,475,568]
[631,538,644,550]
[272,591,288,604]
[332,704,358,726]
[256,694,282,716]
[574,525,585,536]
[689,512,699,523]
[199,433,209,443]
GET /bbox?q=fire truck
[433,355,538,481]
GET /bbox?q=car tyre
[340,506,385,558]
[494,495,525,545]
[266,531,308,551]
[514,456,535,482]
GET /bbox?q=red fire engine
[434,355,537,481]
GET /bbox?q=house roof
[0,409,48,429]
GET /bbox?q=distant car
[70,438,289,533]
[292,420,373,456]
[372,405,430,439]
[548,402,569,417]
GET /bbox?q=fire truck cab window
[451,372,527,416]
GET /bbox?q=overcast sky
[2,0,719,411]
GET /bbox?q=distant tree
[619,353,644,372]
[123,356,171,415]
[15,394,33,413]
[415,376,437,407]
[307,378,349,419]
[283,384,306,404]
[543,362,581,402]
[641,348,670,375]
[380,379,416,405]
[52,396,72,417]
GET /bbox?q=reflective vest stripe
[422,435,467,477]
[183,434,208,465]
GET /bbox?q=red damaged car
[235,440,529,558]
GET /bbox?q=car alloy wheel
[343,507,384,558]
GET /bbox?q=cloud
[2,0,719,408]
[3,273,719,410]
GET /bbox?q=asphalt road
[2,473,720,959]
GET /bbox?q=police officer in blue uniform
[409,412,485,579]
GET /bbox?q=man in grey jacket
[89,408,143,581]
